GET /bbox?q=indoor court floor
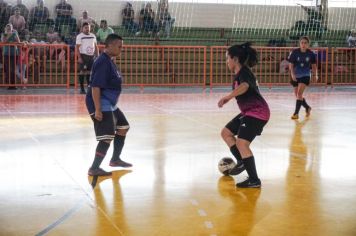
[1,86,356,236]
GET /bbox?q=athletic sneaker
[236,178,261,188]
[306,107,312,117]
[291,114,299,120]
[88,167,112,176]
[229,160,245,175]
[109,160,133,168]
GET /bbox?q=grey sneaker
[236,178,261,188]
[88,167,112,176]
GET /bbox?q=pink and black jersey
[233,66,270,121]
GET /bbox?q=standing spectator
[1,23,20,89]
[0,0,12,32]
[157,1,175,38]
[121,2,140,35]
[85,33,132,176]
[8,7,27,38]
[28,0,51,31]
[288,36,318,120]
[76,22,99,94]
[77,10,97,33]
[139,3,159,34]
[96,19,114,44]
[55,0,76,34]
[12,0,29,21]
[298,4,323,32]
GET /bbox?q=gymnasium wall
[9,0,356,30]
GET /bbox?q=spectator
[298,4,323,31]
[279,57,289,74]
[76,22,99,94]
[139,2,159,34]
[12,0,29,21]
[347,29,356,48]
[122,2,140,35]
[46,25,59,43]
[8,7,27,38]
[54,0,76,34]
[77,10,97,33]
[1,23,20,89]
[157,1,175,38]
[0,0,12,32]
[28,0,51,31]
[96,19,114,44]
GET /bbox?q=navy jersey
[85,53,122,114]
[288,48,316,78]
[233,66,270,121]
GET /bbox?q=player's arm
[289,63,296,81]
[75,43,82,64]
[312,63,318,82]
[92,87,102,121]
[218,82,249,108]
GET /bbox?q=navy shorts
[290,76,311,87]
[225,114,268,142]
[91,108,129,141]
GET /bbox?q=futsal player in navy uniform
[288,36,318,120]
[86,34,132,176]
[218,43,270,188]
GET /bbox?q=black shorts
[225,114,268,142]
[79,54,94,71]
[91,109,129,141]
[290,76,311,87]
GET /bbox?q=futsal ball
[218,157,236,176]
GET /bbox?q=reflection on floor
[1,87,356,236]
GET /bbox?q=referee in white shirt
[76,22,99,94]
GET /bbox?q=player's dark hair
[227,42,258,68]
[100,19,107,24]
[105,34,123,47]
[82,22,90,28]
[299,36,310,43]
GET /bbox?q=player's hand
[291,74,297,81]
[313,75,319,82]
[94,110,103,121]
[218,96,230,108]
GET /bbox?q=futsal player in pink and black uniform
[218,43,270,188]
[288,36,318,119]
[86,34,132,176]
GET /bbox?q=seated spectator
[122,2,140,35]
[46,25,59,43]
[8,7,27,38]
[279,57,289,74]
[139,3,159,34]
[347,29,356,48]
[54,0,76,35]
[96,19,114,44]
[77,10,97,33]
[157,1,175,38]
[29,0,51,31]
[1,23,20,89]
[12,0,29,21]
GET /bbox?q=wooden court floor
[1,86,356,236]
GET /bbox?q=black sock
[242,156,259,181]
[79,75,85,90]
[91,141,110,169]
[294,99,303,115]
[302,98,310,109]
[229,145,242,162]
[111,135,126,162]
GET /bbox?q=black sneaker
[109,160,132,168]
[88,167,112,176]
[236,178,261,188]
[229,160,245,175]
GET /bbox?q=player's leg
[110,109,132,168]
[221,114,245,175]
[88,112,116,176]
